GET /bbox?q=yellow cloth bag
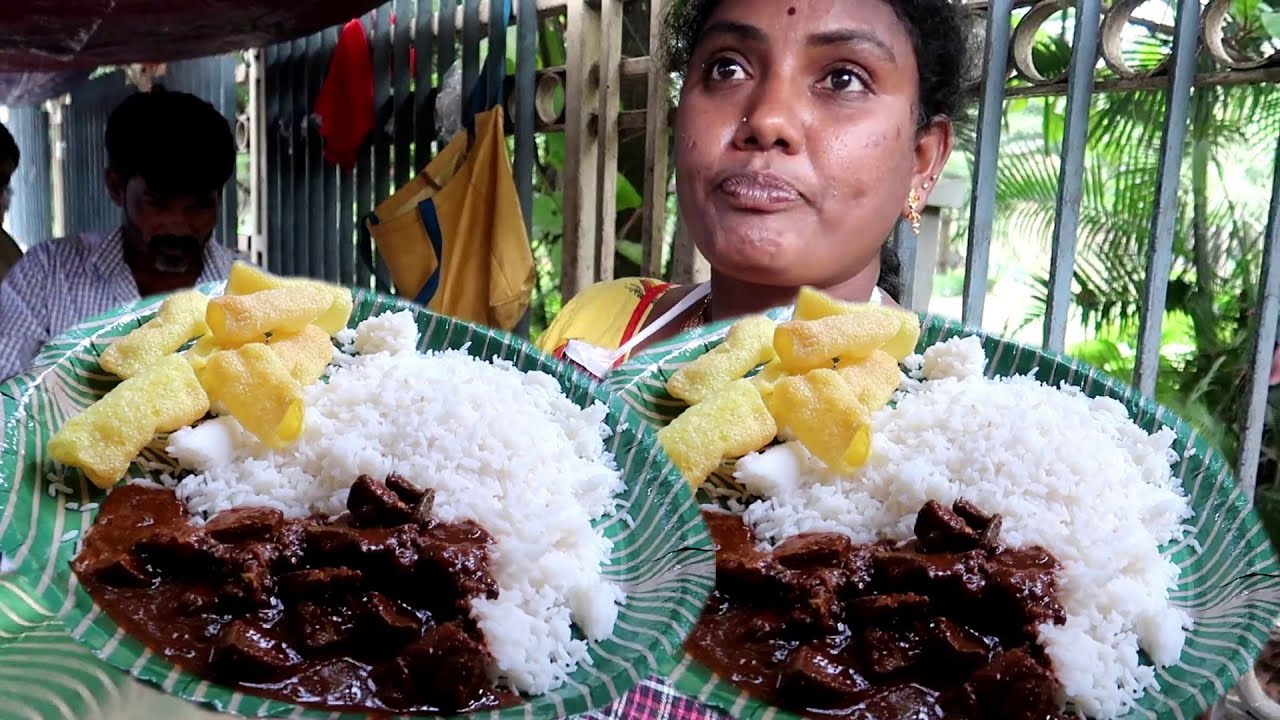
[365,105,534,331]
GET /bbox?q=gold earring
[906,189,922,235]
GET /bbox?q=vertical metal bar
[293,37,311,277]
[393,0,414,189]
[373,4,394,292]
[561,0,602,298]
[319,28,340,284]
[1133,0,1201,396]
[1044,0,1102,352]
[594,0,622,282]
[640,0,671,278]
[462,0,481,106]
[355,133,373,290]
[438,0,457,90]
[1238,139,1280,496]
[895,221,918,309]
[307,32,327,280]
[962,0,1014,327]
[220,55,239,250]
[514,0,536,234]
[487,0,508,110]
[414,0,437,172]
[279,40,297,276]
[265,45,283,273]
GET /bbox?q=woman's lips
[716,172,803,211]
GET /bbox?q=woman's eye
[822,68,866,93]
[708,58,747,82]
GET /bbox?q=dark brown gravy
[685,500,1070,720]
[73,475,518,715]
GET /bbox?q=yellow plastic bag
[366,105,534,331]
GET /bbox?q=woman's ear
[105,170,126,208]
[911,115,954,207]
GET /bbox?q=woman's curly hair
[664,0,976,302]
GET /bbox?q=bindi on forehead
[787,6,796,15]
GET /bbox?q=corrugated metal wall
[2,106,51,246]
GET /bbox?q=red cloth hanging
[314,18,375,169]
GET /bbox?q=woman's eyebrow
[809,28,897,64]
[700,20,767,45]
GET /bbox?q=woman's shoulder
[536,277,674,354]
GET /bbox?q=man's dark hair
[0,121,19,168]
[105,89,234,196]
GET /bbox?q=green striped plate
[603,310,1280,720]
[0,284,713,719]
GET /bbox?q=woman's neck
[706,258,882,322]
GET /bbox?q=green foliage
[993,4,1279,510]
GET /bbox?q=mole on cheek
[787,6,796,15]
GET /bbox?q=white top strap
[613,282,711,357]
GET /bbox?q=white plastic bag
[435,61,463,140]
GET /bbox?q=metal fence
[253,0,541,290]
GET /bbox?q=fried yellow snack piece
[226,261,281,295]
[184,332,269,372]
[668,316,777,405]
[226,261,353,335]
[773,312,901,373]
[658,379,777,489]
[268,324,335,385]
[200,344,305,448]
[836,350,902,410]
[767,368,872,472]
[48,354,210,488]
[749,358,788,398]
[793,285,852,322]
[206,285,333,346]
[792,286,921,361]
[99,291,210,379]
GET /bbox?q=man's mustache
[147,235,204,273]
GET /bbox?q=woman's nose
[732,75,804,154]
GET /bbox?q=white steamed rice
[167,310,627,695]
[734,335,1191,719]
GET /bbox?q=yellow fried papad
[767,368,872,473]
[206,285,333,346]
[774,311,902,373]
[199,344,306,448]
[268,325,335,386]
[668,315,777,405]
[836,350,902,410]
[226,261,353,335]
[49,354,210,489]
[657,378,776,489]
[100,290,209,379]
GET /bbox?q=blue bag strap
[464,0,513,131]
[412,199,445,306]
[361,201,444,306]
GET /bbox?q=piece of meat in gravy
[781,645,870,705]
[360,591,425,645]
[348,474,415,527]
[210,620,299,682]
[374,622,493,712]
[291,601,358,652]
[204,507,284,544]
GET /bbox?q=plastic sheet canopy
[0,0,386,72]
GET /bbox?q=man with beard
[0,89,239,382]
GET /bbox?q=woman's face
[674,0,951,289]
